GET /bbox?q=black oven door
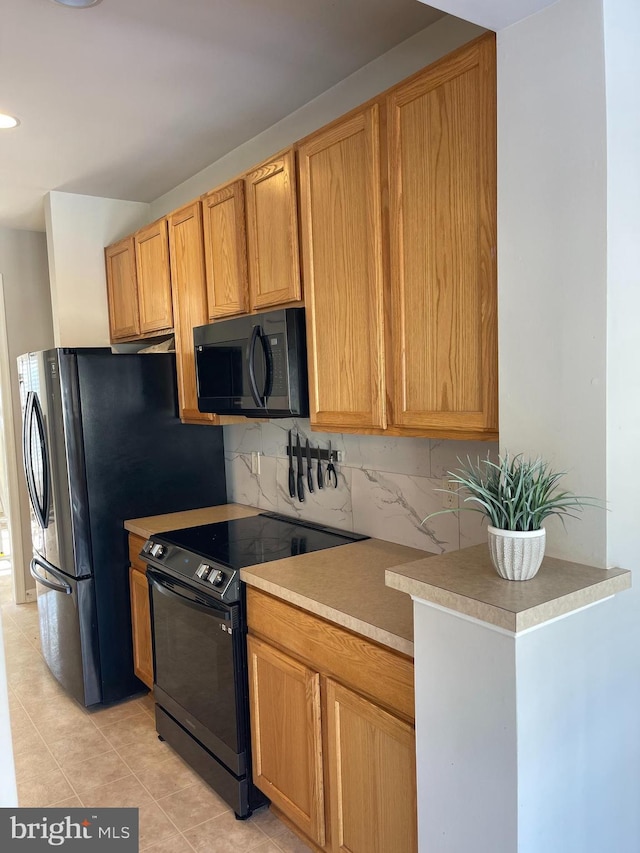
[148,569,248,776]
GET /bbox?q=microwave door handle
[247,324,264,408]
[259,330,271,403]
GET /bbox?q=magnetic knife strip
[287,430,341,501]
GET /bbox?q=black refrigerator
[18,348,227,708]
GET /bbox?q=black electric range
[141,511,368,819]
[142,511,369,604]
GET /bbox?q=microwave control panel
[268,334,288,395]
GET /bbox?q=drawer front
[247,588,414,722]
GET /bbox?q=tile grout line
[7,670,80,806]
[3,602,303,850]
[114,740,189,843]
[5,606,136,808]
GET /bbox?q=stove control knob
[208,570,225,586]
[196,564,211,580]
[150,543,165,558]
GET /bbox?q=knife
[288,430,295,498]
[317,444,324,489]
[295,434,305,502]
[305,439,314,493]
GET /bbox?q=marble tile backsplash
[223,419,498,554]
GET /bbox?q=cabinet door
[326,679,417,853]
[167,201,218,424]
[298,107,386,432]
[245,148,302,310]
[387,34,498,438]
[135,218,173,335]
[202,180,249,319]
[105,237,140,341]
[247,635,326,847]
[129,565,153,689]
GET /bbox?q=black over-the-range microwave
[193,307,309,418]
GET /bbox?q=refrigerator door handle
[22,391,51,529]
[22,392,38,521]
[30,556,72,595]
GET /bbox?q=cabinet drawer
[247,588,413,722]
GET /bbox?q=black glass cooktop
[154,512,368,569]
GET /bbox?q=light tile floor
[0,572,312,852]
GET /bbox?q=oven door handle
[147,569,233,623]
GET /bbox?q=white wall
[600,0,640,847]
[604,0,640,582]
[150,15,485,218]
[411,0,639,850]
[497,0,607,566]
[45,192,150,348]
[0,228,54,599]
[495,0,640,850]
[414,604,518,852]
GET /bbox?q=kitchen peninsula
[387,548,631,853]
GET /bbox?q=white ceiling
[0,0,444,232]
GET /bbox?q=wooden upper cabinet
[134,218,173,335]
[105,237,140,341]
[386,34,498,437]
[202,180,249,319]
[247,635,326,848]
[298,107,386,432]
[245,148,302,310]
[167,201,218,424]
[326,679,417,853]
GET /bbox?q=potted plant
[423,454,601,581]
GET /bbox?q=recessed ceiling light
[0,113,19,130]
[51,0,103,8]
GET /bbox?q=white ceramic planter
[487,526,546,581]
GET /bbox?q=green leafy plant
[423,454,602,532]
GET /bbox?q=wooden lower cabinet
[128,534,153,689]
[247,636,326,847]
[247,588,416,853]
[326,679,417,853]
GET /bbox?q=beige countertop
[386,544,632,633]
[124,503,260,538]
[125,504,631,644]
[124,503,425,657]
[241,538,425,657]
